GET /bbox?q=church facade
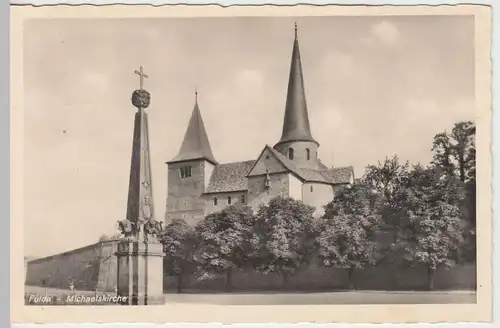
[165,26,355,225]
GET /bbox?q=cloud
[364,20,400,46]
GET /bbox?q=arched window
[306,148,311,160]
[241,194,246,204]
[310,185,314,192]
[228,196,232,205]
[213,197,218,206]
[288,148,294,160]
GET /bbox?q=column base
[115,241,165,306]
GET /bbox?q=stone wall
[164,263,476,292]
[202,191,248,216]
[302,182,334,216]
[248,147,289,176]
[166,160,209,225]
[26,240,475,293]
[288,174,303,201]
[274,141,320,169]
[25,241,118,292]
[247,173,290,211]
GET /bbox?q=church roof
[260,146,353,184]
[320,166,354,184]
[264,145,304,178]
[317,159,329,170]
[300,168,329,183]
[168,96,217,165]
[205,160,256,194]
[246,145,353,185]
[296,167,354,184]
[276,23,318,147]
[204,156,353,194]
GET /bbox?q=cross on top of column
[134,66,149,89]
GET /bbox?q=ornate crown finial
[195,87,198,103]
[294,22,298,37]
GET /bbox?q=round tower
[274,23,320,170]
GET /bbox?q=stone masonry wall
[247,173,290,211]
[203,191,248,216]
[25,240,475,293]
[273,141,319,169]
[25,241,118,292]
[302,182,335,216]
[166,160,208,225]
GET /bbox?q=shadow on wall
[25,241,119,292]
[163,263,477,292]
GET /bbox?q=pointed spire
[276,22,318,147]
[125,107,155,226]
[168,94,218,165]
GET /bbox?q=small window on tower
[310,185,314,192]
[306,148,311,160]
[179,166,192,178]
[241,195,246,204]
[288,148,294,160]
[228,196,232,205]
[213,197,218,206]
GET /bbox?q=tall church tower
[274,23,320,170]
[165,92,217,225]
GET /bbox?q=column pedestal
[116,241,165,305]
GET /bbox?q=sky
[23,15,475,257]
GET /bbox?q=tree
[254,197,316,287]
[395,166,464,290]
[431,121,475,183]
[160,219,197,293]
[363,155,410,208]
[431,132,455,178]
[362,155,410,263]
[450,121,475,183]
[431,121,476,262]
[317,183,381,289]
[194,204,256,291]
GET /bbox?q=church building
[165,25,355,225]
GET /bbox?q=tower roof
[168,92,218,165]
[276,23,318,147]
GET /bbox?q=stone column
[116,241,164,305]
[115,67,165,306]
